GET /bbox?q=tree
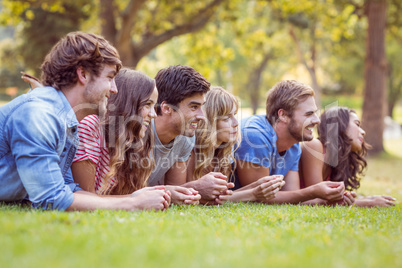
[18,2,92,76]
[99,0,226,68]
[1,0,226,69]
[361,0,387,153]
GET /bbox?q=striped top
[73,114,116,194]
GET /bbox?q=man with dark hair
[0,32,170,211]
[148,65,233,204]
[234,80,354,205]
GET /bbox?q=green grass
[0,203,401,268]
[1,144,401,268]
[1,147,402,268]
[1,98,401,268]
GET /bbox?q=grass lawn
[1,99,401,268]
[1,150,401,268]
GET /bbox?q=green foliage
[14,1,92,76]
[0,39,28,98]
[321,94,363,110]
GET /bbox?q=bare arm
[236,160,270,186]
[71,160,96,193]
[165,161,188,185]
[66,190,171,211]
[186,151,196,182]
[263,181,344,204]
[300,139,325,187]
[163,161,201,205]
[21,72,43,89]
[281,170,300,191]
[354,195,396,207]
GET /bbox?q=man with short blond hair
[235,80,348,205]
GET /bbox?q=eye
[221,117,230,122]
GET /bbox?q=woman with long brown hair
[299,106,396,207]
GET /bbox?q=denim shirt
[0,86,81,210]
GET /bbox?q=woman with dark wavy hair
[299,106,396,207]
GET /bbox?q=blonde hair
[193,86,240,180]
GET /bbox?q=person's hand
[368,195,396,207]
[131,186,166,197]
[313,181,345,201]
[194,172,233,201]
[252,175,284,202]
[21,72,43,89]
[131,188,171,211]
[327,191,356,206]
[215,189,234,205]
[165,185,201,205]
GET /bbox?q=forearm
[181,180,198,189]
[228,189,257,202]
[300,198,328,206]
[262,188,316,204]
[66,191,135,211]
[354,198,376,207]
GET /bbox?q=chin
[182,128,196,137]
[302,135,314,142]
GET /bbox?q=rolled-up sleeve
[6,102,75,211]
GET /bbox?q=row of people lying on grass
[23,68,395,208]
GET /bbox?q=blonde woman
[187,87,284,204]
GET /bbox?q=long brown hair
[101,68,155,195]
[318,106,370,190]
[193,87,240,180]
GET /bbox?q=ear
[160,101,172,115]
[278,109,288,123]
[76,66,89,85]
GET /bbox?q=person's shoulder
[242,115,270,128]
[175,134,195,148]
[78,114,101,135]
[80,114,100,126]
[301,138,324,154]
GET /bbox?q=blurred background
[0,0,401,160]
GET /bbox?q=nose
[150,106,157,119]
[110,79,118,94]
[360,127,366,136]
[232,116,239,128]
[312,112,320,125]
[196,107,205,121]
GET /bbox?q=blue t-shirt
[235,115,301,177]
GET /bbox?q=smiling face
[171,93,206,137]
[139,86,158,138]
[83,64,118,117]
[346,112,366,152]
[216,106,239,145]
[287,96,320,142]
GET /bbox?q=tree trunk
[249,53,271,115]
[387,63,402,118]
[362,0,387,154]
[289,25,321,108]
